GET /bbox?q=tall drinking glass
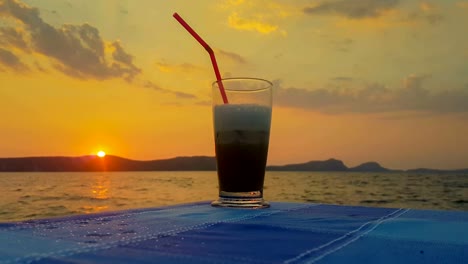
[211,78,272,208]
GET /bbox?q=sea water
[0,171,466,222]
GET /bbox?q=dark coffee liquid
[215,130,269,192]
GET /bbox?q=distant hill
[0,155,216,172]
[348,162,392,172]
[267,158,347,171]
[0,156,466,173]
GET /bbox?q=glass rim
[212,77,273,92]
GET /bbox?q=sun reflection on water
[84,173,111,213]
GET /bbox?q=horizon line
[0,154,467,171]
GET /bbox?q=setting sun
[97,151,106,158]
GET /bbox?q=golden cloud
[219,0,295,35]
[0,47,29,71]
[228,12,278,34]
[0,0,140,80]
[155,61,204,73]
[456,1,468,8]
[222,0,246,7]
[419,2,436,12]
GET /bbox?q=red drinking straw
[173,12,229,104]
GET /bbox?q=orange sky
[1,0,468,169]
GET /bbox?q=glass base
[211,191,270,209]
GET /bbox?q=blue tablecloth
[0,201,467,263]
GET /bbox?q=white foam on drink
[214,104,271,131]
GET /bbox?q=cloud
[0,0,140,80]
[273,75,468,114]
[404,2,444,25]
[220,0,296,18]
[155,61,204,73]
[220,0,292,36]
[419,2,435,12]
[0,0,196,100]
[0,47,29,70]
[215,48,247,64]
[303,0,399,19]
[456,1,468,9]
[228,12,278,34]
[0,27,29,51]
[222,0,246,7]
[143,81,197,99]
[195,100,211,106]
[304,0,444,31]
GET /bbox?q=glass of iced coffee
[211,78,272,208]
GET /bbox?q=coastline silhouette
[0,155,467,173]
